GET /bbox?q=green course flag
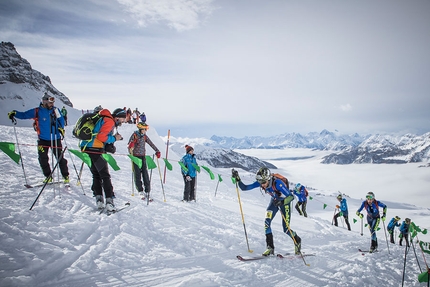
[191,163,200,173]
[163,158,173,171]
[102,154,120,171]
[309,196,313,200]
[201,166,215,180]
[418,270,429,283]
[69,149,92,167]
[145,155,157,169]
[353,218,357,224]
[128,155,142,168]
[419,241,430,254]
[218,174,223,182]
[178,162,188,173]
[323,204,327,209]
[0,142,20,164]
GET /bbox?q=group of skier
[8,94,412,255]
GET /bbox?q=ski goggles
[43,96,55,103]
[366,195,373,200]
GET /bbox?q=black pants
[183,176,196,201]
[333,212,351,231]
[133,156,151,193]
[37,139,69,178]
[86,149,114,199]
[295,201,308,217]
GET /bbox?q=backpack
[72,112,104,140]
[271,173,290,190]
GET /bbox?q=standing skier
[356,192,387,252]
[399,218,411,247]
[232,167,302,256]
[387,216,401,244]
[8,93,69,184]
[128,122,161,200]
[293,183,308,217]
[80,108,126,211]
[333,194,351,231]
[180,145,198,202]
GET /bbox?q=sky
[1,124,429,286]
[1,0,430,138]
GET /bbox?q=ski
[107,202,131,216]
[28,181,62,189]
[359,248,378,255]
[276,253,315,259]
[237,255,274,261]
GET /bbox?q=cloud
[340,104,352,112]
[116,0,215,31]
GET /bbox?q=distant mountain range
[209,131,430,165]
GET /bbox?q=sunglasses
[366,195,373,200]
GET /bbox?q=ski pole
[77,162,84,186]
[12,123,31,188]
[63,138,85,195]
[332,208,337,225]
[235,182,253,253]
[360,217,363,236]
[30,147,67,210]
[214,179,220,197]
[156,156,166,202]
[277,204,310,266]
[163,129,170,184]
[382,219,390,254]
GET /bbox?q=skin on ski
[359,249,378,255]
[29,181,62,188]
[237,255,274,261]
[276,253,315,259]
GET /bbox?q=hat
[185,145,194,153]
[112,108,126,118]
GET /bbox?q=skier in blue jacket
[387,216,401,243]
[232,167,302,256]
[356,192,387,252]
[333,194,351,231]
[399,218,411,247]
[293,183,308,217]
[8,94,69,183]
[180,145,198,202]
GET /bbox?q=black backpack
[72,112,104,140]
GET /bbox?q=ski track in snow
[0,125,429,286]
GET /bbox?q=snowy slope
[0,124,429,287]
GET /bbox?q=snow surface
[0,123,429,287]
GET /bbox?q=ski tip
[24,184,33,188]
[125,202,131,206]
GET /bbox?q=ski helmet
[337,194,342,200]
[94,105,103,112]
[366,192,375,200]
[112,108,126,118]
[137,122,149,130]
[395,216,401,221]
[405,218,411,224]
[295,183,301,191]
[255,167,271,184]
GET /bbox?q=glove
[8,110,16,120]
[336,205,340,209]
[274,198,284,207]
[356,211,363,219]
[156,151,161,158]
[105,143,116,154]
[231,169,241,182]
[58,127,65,137]
[382,214,386,222]
[186,176,192,182]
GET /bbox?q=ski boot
[96,195,104,210]
[106,197,116,212]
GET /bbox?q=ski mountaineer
[333,194,351,231]
[80,108,126,212]
[8,93,70,184]
[180,145,198,202]
[399,218,411,247]
[127,122,161,200]
[293,183,308,217]
[387,216,401,244]
[356,192,387,253]
[232,167,302,256]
